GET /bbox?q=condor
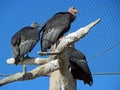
[67,47,93,86]
[40,7,78,52]
[11,22,40,65]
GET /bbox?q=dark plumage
[67,47,93,86]
[11,22,40,65]
[40,7,78,52]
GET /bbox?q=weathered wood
[49,52,76,90]
[1,19,101,89]
[7,57,50,65]
[49,18,101,90]
[0,60,59,87]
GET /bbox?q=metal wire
[1,72,120,77]
[0,74,12,77]
[92,72,120,75]
[0,42,120,77]
[88,42,120,62]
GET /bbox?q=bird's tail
[83,75,93,86]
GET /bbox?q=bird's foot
[24,55,31,59]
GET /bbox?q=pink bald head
[68,7,79,16]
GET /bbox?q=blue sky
[0,0,120,90]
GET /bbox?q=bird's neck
[68,11,76,16]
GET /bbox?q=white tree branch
[49,18,101,90]
[0,59,59,87]
[7,57,50,65]
[55,18,101,53]
[1,18,101,88]
[38,51,60,55]
[6,18,101,65]
[38,18,101,56]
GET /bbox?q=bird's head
[68,7,79,15]
[31,22,40,28]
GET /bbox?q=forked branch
[0,59,59,86]
[1,18,101,87]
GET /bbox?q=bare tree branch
[0,59,59,87]
[55,18,101,53]
[49,18,101,90]
[38,51,60,55]
[38,18,101,56]
[1,18,101,88]
[7,57,50,65]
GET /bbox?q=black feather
[40,12,76,52]
[11,26,40,65]
[67,47,93,86]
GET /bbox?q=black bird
[11,22,40,65]
[67,47,93,86]
[40,7,78,52]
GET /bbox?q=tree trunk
[1,19,101,88]
[49,44,76,90]
[49,70,76,90]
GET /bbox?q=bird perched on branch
[67,46,93,86]
[40,7,78,52]
[11,22,40,65]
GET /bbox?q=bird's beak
[74,9,79,13]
